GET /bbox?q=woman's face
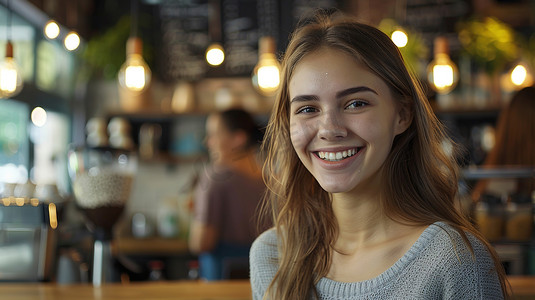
[205,114,238,164]
[288,47,409,195]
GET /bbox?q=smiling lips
[316,147,363,162]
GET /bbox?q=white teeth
[318,148,359,162]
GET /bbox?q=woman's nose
[317,112,347,140]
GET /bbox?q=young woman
[189,108,266,280]
[250,12,509,299]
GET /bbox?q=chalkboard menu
[159,0,210,81]
[158,0,340,81]
[403,0,471,53]
[221,0,261,76]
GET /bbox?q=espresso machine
[0,197,57,282]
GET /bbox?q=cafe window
[0,99,30,184]
[36,40,77,98]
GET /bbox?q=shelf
[106,110,210,121]
[434,107,500,118]
[113,236,189,256]
[462,167,535,179]
[138,152,208,164]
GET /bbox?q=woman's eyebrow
[336,86,378,98]
[290,86,378,104]
[290,95,319,104]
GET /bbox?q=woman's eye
[296,106,317,114]
[345,100,368,110]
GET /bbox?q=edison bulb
[427,54,459,94]
[118,54,151,93]
[64,31,80,51]
[206,43,225,66]
[252,53,280,96]
[511,64,527,86]
[391,30,408,48]
[44,20,60,39]
[0,57,24,98]
[427,37,459,94]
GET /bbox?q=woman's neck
[218,149,262,178]
[331,191,391,253]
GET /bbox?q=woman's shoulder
[251,228,279,259]
[420,222,504,298]
[417,222,500,284]
[426,222,489,252]
[419,222,491,262]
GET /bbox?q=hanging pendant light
[64,31,81,51]
[0,0,23,99]
[118,37,151,93]
[391,28,408,48]
[44,20,60,40]
[206,42,224,67]
[205,0,224,67]
[118,0,151,93]
[252,36,280,96]
[509,63,533,88]
[427,36,459,94]
[43,0,60,40]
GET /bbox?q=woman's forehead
[288,48,388,98]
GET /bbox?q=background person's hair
[217,108,264,150]
[473,86,535,197]
[261,9,509,300]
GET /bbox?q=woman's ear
[394,102,413,136]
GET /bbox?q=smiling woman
[250,9,510,300]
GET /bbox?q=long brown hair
[261,11,509,299]
[473,86,535,197]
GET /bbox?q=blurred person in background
[472,86,535,200]
[189,108,266,280]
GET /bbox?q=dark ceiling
[24,0,535,41]
[26,0,160,40]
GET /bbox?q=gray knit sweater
[250,222,504,299]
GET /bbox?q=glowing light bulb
[433,63,454,88]
[64,31,80,51]
[44,20,60,39]
[426,37,458,94]
[252,37,280,96]
[0,42,23,98]
[391,30,408,48]
[118,37,151,93]
[31,107,47,127]
[511,64,527,86]
[206,43,225,66]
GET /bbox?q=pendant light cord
[7,0,12,41]
[130,0,139,38]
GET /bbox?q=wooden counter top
[0,276,532,299]
[508,276,535,300]
[0,280,251,300]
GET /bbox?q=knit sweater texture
[250,222,504,299]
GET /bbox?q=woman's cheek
[290,119,315,151]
